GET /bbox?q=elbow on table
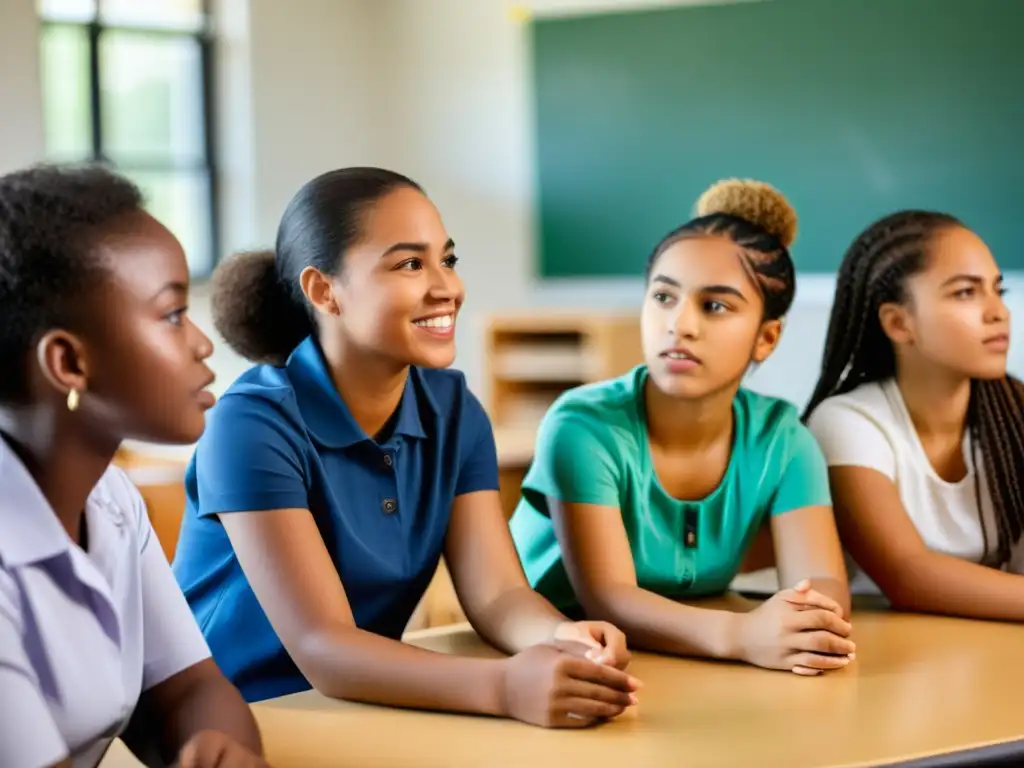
[288,626,361,701]
[872,568,935,615]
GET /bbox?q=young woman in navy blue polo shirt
[172,168,639,729]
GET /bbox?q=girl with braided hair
[805,211,1024,619]
[511,179,854,676]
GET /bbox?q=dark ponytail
[804,210,1024,566]
[211,167,422,366]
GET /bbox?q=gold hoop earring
[67,388,80,412]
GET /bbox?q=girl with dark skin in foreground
[0,164,268,768]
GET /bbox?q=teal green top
[509,365,831,611]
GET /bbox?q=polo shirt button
[383,454,393,468]
[382,498,397,514]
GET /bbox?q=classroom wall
[0,0,389,457]
[0,0,44,175]
[368,0,833,406]
[3,0,1023,460]
[194,0,389,400]
[371,0,1024,409]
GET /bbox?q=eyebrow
[651,273,681,288]
[702,284,749,303]
[149,281,188,301]
[651,274,748,302]
[940,273,1003,288]
[381,238,455,258]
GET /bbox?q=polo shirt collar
[0,437,71,567]
[286,336,431,449]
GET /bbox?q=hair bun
[211,249,312,366]
[695,179,798,249]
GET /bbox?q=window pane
[99,0,205,32]
[129,169,213,276]
[38,0,95,23]
[99,31,205,166]
[39,24,93,161]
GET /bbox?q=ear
[299,266,341,317]
[751,318,783,363]
[35,330,89,400]
[878,301,914,345]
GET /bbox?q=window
[38,0,218,277]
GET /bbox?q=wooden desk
[100,605,1024,768]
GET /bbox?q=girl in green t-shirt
[511,179,854,676]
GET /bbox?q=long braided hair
[803,210,1024,565]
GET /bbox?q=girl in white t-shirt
[804,210,1024,619]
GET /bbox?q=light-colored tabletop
[101,601,1024,768]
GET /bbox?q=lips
[983,333,1010,351]
[195,373,216,408]
[659,347,702,364]
[412,313,454,330]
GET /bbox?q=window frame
[38,0,220,278]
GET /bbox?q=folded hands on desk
[499,638,642,728]
[734,580,856,676]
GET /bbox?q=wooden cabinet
[485,312,643,518]
[410,312,644,631]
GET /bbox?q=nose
[427,262,462,303]
[985,289,1009,325]
[671,296,700,339]
[188,317,215,361]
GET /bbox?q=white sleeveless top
[806,379,1024,593]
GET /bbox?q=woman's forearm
[124,660,264,766]
[583,584,739,659]
[160,675,263,759]
[805,576,851,620]
[885,551,1024,621]
[463,585,567,654]
[295,625,507,716]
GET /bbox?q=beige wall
[3,0,1023,460]
[367,0,839,409]
[247,0,384,243]
[0,0,44,174]
[366,0,1024,411]
[197,0,390,400]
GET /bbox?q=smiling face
[880,225,1010,380]
[305,186,464,370]
[38,210,217,445]
[641,235,783,399]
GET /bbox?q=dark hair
[212,167,422,366]
[645,179,798,321]
[804,210,1024,565]
[0,163,144,403]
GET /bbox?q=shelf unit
[409,311,645,631]
[484,311,644,516]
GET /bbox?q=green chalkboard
[532,0,1024,277]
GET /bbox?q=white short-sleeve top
[805,379,1024,592]
[0,438,211,768]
